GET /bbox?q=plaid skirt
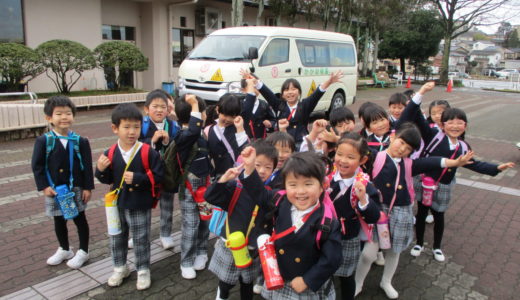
[382,204,413,253]
[414,176,454,213]
[261,279,335,300]
[334,237,360,277]
[208,238,260,285]
[45,187,86,217]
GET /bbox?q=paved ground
[1,85,519,300]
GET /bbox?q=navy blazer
[207,125,247,176]
[242,94,276,140]
[258,83,325,144]
[329,178,381,240]
[240,170,342,292]
[176,115,211,179]
[32,134,94,191]
[139,118,180,154]
[372,154,444,206]
[399,100,500,184]
[204,179,267,248]
[95,144,164,210]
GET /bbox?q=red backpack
[107,143,161,207]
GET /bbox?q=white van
[178,26,357,114]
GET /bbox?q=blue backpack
[142,116,179,138]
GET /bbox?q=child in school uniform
[265,132,296,189]
[255,71,344,148]
[241,75,276,140]
[31,96,94,269]
[95,103,164,290]
[357,101,377,137]
[330,106,356,135]
[330,133,381,300]
[388,93,407,130]
[398,83,515,262]
[138,89,180,250]
[174,94,212,280]
[205,93,248,177]
[204,140,278,300]
[361,104,393,154]
[239,149,342,299]
[355,123,474,299]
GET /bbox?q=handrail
[0,92,38,103]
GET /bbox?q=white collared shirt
[215,121,248,146]
[53,130,68,149]
[291,201,320,233]
[117,141,142,164]
[153,120,165,131]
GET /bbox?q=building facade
[2,0,334,93]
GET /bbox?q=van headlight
[227,81,242,93]
[178,77,186,90]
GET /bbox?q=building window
[172,28,194,67]
[180,17,186,28]
[0,0,24,43]
[102,25,135,41]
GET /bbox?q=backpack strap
[169,120,179,138]
[371,151,387,179]
[315,192,337,249]
[140,143,157,199]
[69,132,84,171]
[142,116,150,137]
[422,130,445,157]
[107,143,117,163]
[403,158,415,203]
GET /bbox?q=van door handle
[298,68,302,75]
[285,68,291,73]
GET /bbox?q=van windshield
[188,35,266,61]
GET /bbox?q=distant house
[472,40,496,51]
[469,46,502,68]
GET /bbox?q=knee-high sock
[432,210,445,249]
[381,250,400,285]
[355,240,378,289]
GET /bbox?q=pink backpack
[422,130,468,158]
[372,151,415,204]
[273,190,337,249]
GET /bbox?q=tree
[0,43,43,92]
[432,0,510,83]
[36,40,96,93]
[505,30,520,49]
[94,41,148,90]
[231,0,244,26]
[379,9,444,78]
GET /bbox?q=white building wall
[24,0,105,93]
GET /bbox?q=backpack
[421,130,468,158]
[107,143,161,203]
[272,190,337,249]
[142,116,179,139]
[162,137,207,191]
[45,131,85,172]
[372,151,415,203]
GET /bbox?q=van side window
[259,39,289,66]
[296,40,355,67]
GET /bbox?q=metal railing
[0,92,38,103]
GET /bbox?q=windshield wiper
[190,56,217,60]
[221,57,247,61]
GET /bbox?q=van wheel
[329,92,345,113]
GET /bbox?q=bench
[12,92,148,108]
[373,72,397,88]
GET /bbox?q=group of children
[32,70,515,299]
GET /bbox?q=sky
[468,0,520,34]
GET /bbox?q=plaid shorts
[382,204,414,253]
[45,187,86,217]
[261,279,335,300]
[335,237,361,277]
[208,238,259,285]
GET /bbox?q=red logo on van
[271,66,278,78]
[200,64,210,73]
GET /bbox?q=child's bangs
[441,108,467,123]
[281,152,325,185]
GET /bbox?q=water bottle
[421,176,436,207]
[257,234,284,290]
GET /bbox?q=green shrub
[36,40,96,93]
[94,41,148,90]
[0,43,43,92]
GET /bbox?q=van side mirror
[248,47,258,60]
